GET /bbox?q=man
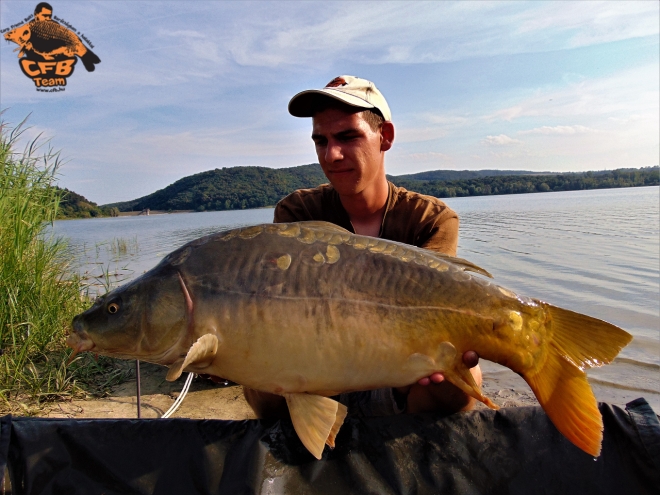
[244,75,481,419]
[33,2,53,21]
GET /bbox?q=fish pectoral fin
[443,363,499,410]
[166,334,219,382]
[284,393,348,459]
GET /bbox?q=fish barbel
[68,222,631,459]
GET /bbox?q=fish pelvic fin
[522,306,632,457]
[284,393,347,460]
[166,333,218,382]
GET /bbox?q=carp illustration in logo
[3,3,100,90]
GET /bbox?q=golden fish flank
[68,221,632,460]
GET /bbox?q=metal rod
[136,359,142,419]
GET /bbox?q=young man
[244,76,481,419]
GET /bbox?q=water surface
[52,186,659,409]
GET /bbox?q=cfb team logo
[2,2,100,92]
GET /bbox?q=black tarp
[1,398,658,495]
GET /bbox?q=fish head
[5,24,31,45]
[69,267,190,365]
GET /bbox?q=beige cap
[288,75,391,121]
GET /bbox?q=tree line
[391,167,659,199]
[57,165,658,218]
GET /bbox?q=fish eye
[107,302,120,314]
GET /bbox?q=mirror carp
[68,221,632,459]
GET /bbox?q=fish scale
[68,221,632,459]
[27,20,80,53]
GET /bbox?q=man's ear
[380,122,395,152]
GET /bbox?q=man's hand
[394,351,481,414]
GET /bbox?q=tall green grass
[0,118,128,413]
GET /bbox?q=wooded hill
[102,165,658,213]
[55,187,119,219]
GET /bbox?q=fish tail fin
[545,305,632,370]
[81,50,100,71]
[523,305,632,457]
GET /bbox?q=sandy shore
[43,358,654,421]
[45,362,544,420]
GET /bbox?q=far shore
[117,210,194,216]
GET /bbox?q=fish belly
[199,293,498,396]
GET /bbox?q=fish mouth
[66,330,96,364]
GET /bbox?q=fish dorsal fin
[433,252,493,278]
[296,221,351,233]
[166,334,218,382]
[284,393,348,459]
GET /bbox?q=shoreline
[43,360,656,421]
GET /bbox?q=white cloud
[482,134,522,146]
[484,64,659,124]
[519,125,597,135]
[217,1,659,67]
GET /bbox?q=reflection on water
[51,187,659,409]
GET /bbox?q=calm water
[51,186,660,409]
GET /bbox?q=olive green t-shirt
[274,181,459,256]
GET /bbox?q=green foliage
[56,186,118,219]
[104,164,658,213]
[105,164,328,212]
[393,169,551,181]
[0,118,126,413]
[391,167,659,198]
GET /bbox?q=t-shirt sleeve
[273,193,309,223]
[420,215,459,257]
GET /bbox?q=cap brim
[288,89,376,117]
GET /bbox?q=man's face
[35,8,52,21]
[311,107,386,197]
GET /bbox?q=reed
[0,118,128,412]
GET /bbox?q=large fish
[68,222,631,459]
[4,20,100,71]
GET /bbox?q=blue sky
[1,1,658,205]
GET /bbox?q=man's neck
[339,177,389,237]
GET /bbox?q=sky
[1,1,658,205]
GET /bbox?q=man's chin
[328,175,360,194]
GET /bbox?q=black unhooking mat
[0,398,658,495]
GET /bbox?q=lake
[51,186,660,410]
